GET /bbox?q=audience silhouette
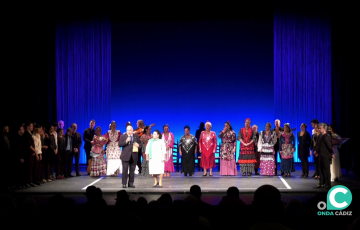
[0,184,359,229]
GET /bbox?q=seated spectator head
[286,199,304,217]
[253,185,284,223]
[227,186,240,198]
[85,186,97,201]
[115,190,129,202]
[254,184,281,205]
[94,188,103,200]
[158,193,172,208]
[190,185,202,200]
[136,197,148,207]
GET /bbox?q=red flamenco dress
[237,127,257,173]
[199,131,217,169]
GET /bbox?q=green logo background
[327,185,352,210]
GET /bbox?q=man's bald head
[126,125,133,135]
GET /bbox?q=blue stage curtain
[274,10,332,163]
[55,18,111,164]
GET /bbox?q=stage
[11,166,360,206]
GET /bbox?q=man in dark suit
[64,127,73,177]
[83,119,95,175]
[272,119,284,175]
[71,123,82,176]
[119,125,140,188]
[23,122,37,187]
[313,123,334,190]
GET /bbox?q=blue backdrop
[111,19,274,160]
[56,18,112,164]
[274,10,332,162]
[55,16,332,164]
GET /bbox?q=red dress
[199,131,217,169]
[237,127,257,173]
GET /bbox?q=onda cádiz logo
[317,185,353,216]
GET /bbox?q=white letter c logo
[329,187,348,208]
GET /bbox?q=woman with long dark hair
[219,121,237,176]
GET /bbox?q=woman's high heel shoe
[203,173,207,176]
[153,182,159,187]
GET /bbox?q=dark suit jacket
[272,127,284,150]
[64,134,73,152]
[72,132,82,149]
[83,128,95,150]
[119,133,140,161]
[23,130,35,156]
[315,133,333,158]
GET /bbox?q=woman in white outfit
[330,124,341,181]
[105,121,122,176]
[145,130,166,188]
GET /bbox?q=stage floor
[10,164,359,206]
[13,167,359,195]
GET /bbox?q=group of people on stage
[1,121,82,189]
[1,117,342,190]
[80,117,342,189]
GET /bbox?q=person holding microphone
[119,125,140,188]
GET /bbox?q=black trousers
[85,148,92,166]
[314,155,320,176]
[55,152,62,177]
[274,146,279,174]
[299,155,309,175]
[319,155,331,186]
[64,150,73,176]
[47,150,55,178]
[74,150,80,175]
[16,159,27,186]
[122,154,137,186]
[137,147,142,173]
[25,154,36,184]
[42,152,49,180]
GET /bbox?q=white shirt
[66,135,72,151]
[33,134,42,154]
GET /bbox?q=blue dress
[279,132,296,173]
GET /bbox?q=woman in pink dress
[90,127,108,177]
[162,124,175,177]
[199,121,217,176]
[219,121,237,176]
[104,121,122,176]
